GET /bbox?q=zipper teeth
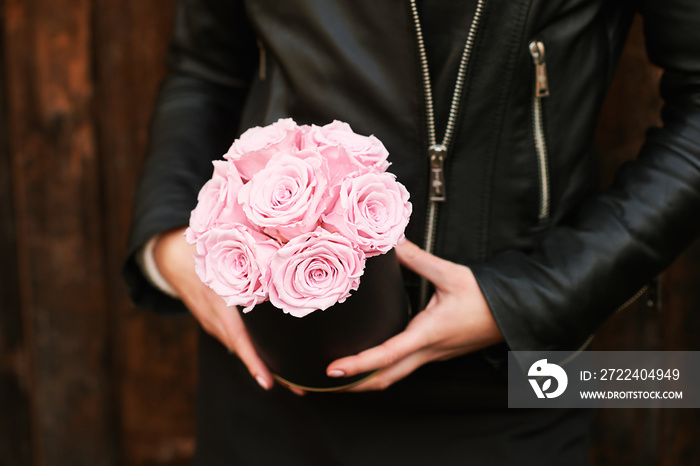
[411,0,486,309]
[410,0,485,149]
[615,284,649,314]
[419,202,439,307]
[558,335,595,367]
[558,284,650,366]
[442,0,485,149]
[409,0,437,147]
[532,84,550,221]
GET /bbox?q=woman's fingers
[153,228,280,392]
[327,320,426,378]
[345,351,427,392]
[215,298,274,390]
[285,385,307,396]
[394,239,457,289]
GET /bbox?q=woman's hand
[153,227,299,393]
[326,239,503,392]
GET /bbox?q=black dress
[194,328,595,465]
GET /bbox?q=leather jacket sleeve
[123,0,258,313]
[471,0,700,362]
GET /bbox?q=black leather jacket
[125,0,700,361]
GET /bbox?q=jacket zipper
[528,39,656,359]
[528,44,657,363]
[410,0,486,309]
[558,283,652,367]
[529,40,551,222]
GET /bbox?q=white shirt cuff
[136,235,179,298]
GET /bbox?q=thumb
[394,239,453,287]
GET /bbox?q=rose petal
[268,229,365,317]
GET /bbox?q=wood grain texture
[657,241,700,466]
[590,15,700,466]
[91,0,198,464]
[0,1,33,463]
[4,0,115,464]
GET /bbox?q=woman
[124,1,700,464]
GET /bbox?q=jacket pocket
[529,40,551,223]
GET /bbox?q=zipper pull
[429,144,447,202]
[529,41,549,97]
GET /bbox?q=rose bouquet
[186,118,412,389]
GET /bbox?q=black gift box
[240,248,410,391]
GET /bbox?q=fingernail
[328,369,345,378]
[256,375,271,390]
[398,237,407,245]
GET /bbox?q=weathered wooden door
[1,1,198,464]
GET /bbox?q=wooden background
[0,1,697,465]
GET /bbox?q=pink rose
[225,118,302,181]
[237,148,329,241]
[268,229,366,317]
[323,172,412,257]
[193,225,280,312]
[186,160,249,244]
[303,120,390,177]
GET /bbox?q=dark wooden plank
[595,17,663,191]
[590,14,700,466]
[92,1,198,464]
[0,1,33,463]
[658,240,700,465]
[4,0,116,464]
[590,15,662,466]
[593,16,664,344]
